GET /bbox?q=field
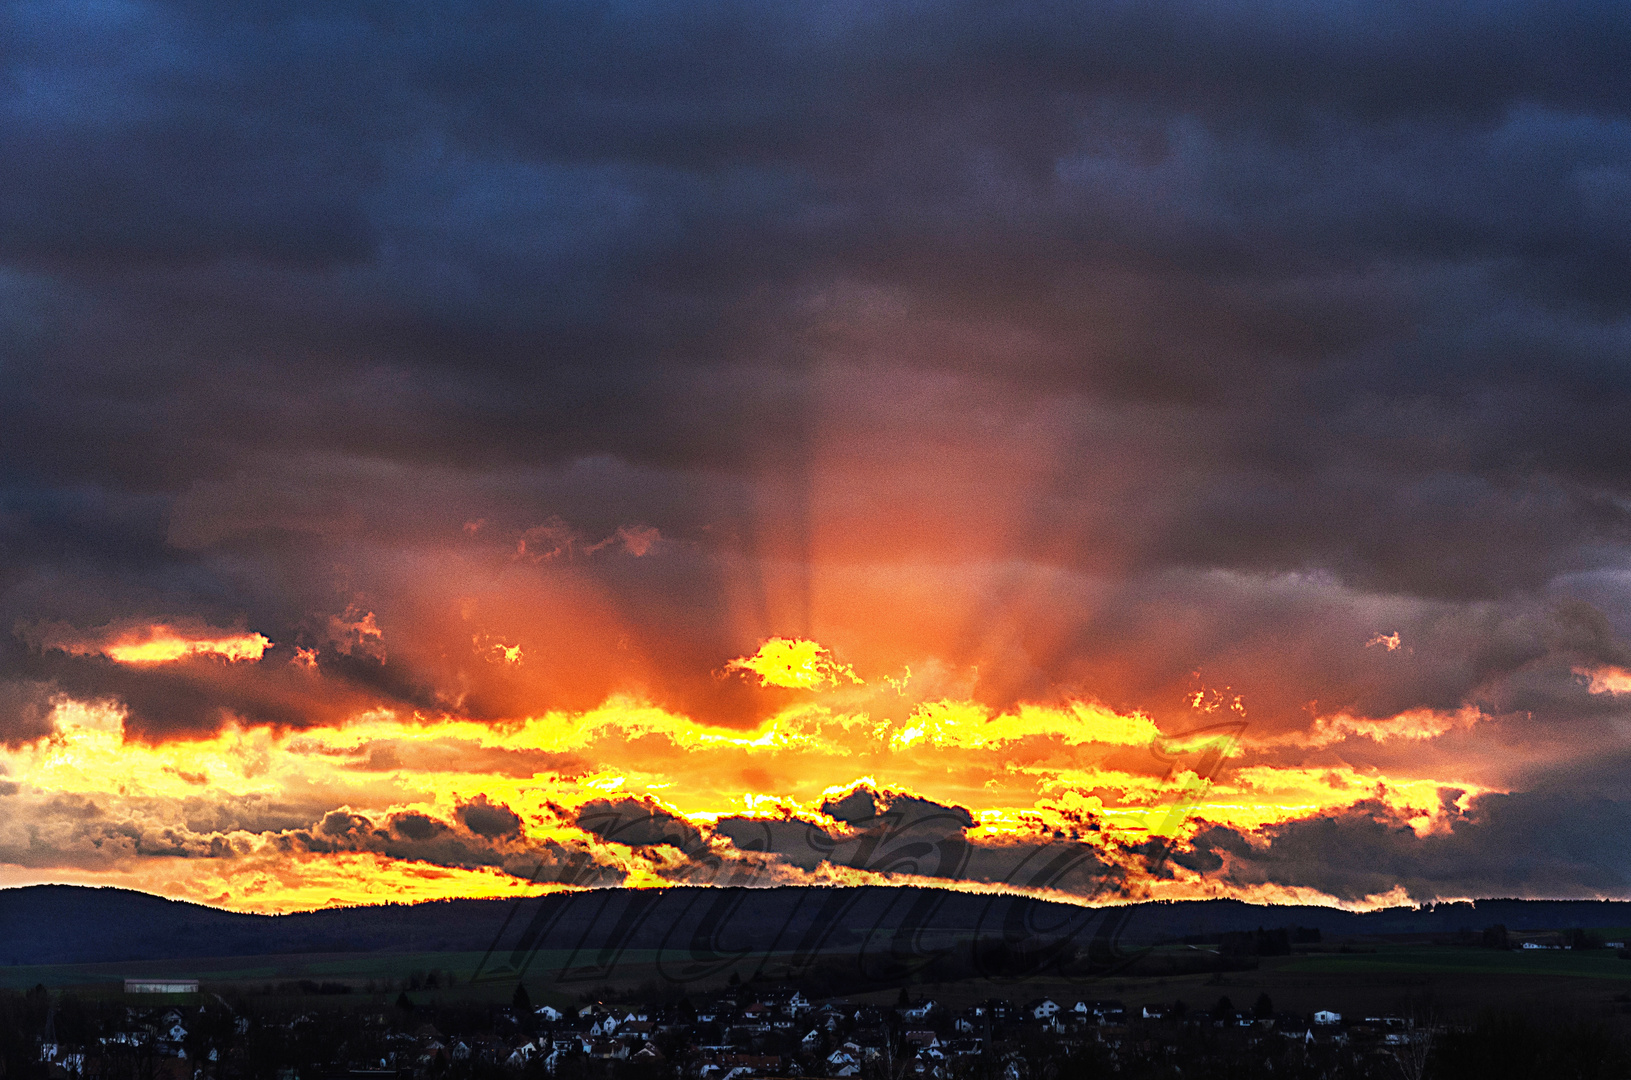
[10,940,1631,1029]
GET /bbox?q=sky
[3,0,1631,913]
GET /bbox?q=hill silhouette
[5,884,1631,968]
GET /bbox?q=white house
[124,979,199,995]
[1313,1010,1341,1025]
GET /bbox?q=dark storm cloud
[0,644,440,742]
[719,786,1120,892]
[0,680,54,746]
[254,801,629,883]
[1178,791,1631,901]
[576,797,706,852]
[457,794,522,839]
[2,0,1631,758]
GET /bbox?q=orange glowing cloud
[1576,665,1631,695]
[0,606,1511,915]
[35,621,271,665]
[1273,706,1484,748]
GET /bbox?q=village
[11,979,1435,1080]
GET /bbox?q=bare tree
[1390,1010,1436,1080]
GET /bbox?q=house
[124,979,199,995]
[589,1039,628,1060]
[535,1005,564,1021]
[1096,1001,1127,1024]
[1025,998,1060,1021]
[721,1054,782,1072]
[1313,1011,1341,1025]
[618,1021,657,1042]
[975,999,1015,1021]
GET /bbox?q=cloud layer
[3,0,1631,907]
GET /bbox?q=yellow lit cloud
[725,637,864,689]
[893,698,1161,749]
[0,672,1497,913]
[107,631,271,664]
[36,622,271,664]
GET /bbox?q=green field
[8,942,1631,1028]
[0,951,500,997]
[1279,944,1631,981]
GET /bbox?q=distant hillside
[5,884,1631,968]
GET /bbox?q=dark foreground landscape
[7,884,1631,1078]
